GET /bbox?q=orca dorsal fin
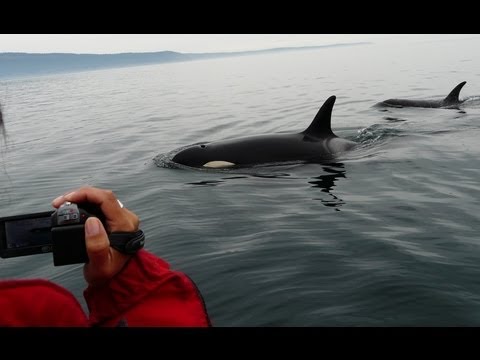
[444,81,466,104]
[302,95,336,137]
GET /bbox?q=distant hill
[0,42,370,79]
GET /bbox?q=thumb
[84,217,110,267]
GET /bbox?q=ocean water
[1,36,480,326]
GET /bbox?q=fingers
[51,186,139,232]
[52,186,123,218]
[83,216,132,287]
[84,217,110,271]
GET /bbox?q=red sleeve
[0,279,89,327]
[84,249,211,327]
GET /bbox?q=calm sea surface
[1,37,480,326]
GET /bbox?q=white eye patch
[203,161,236,168]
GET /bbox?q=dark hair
[0,103,4,139]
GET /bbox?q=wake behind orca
[379,81,467,108]
[171,96,357,169]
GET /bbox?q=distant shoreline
[0,42,371,80]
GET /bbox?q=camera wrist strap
[108,230,145,255]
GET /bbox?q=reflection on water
[384,116,407,122]
[187,180,223,186]
[308,163,346,211]
[186,171,292,187]
[186,164,347,211]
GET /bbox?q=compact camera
[0,202,145,266]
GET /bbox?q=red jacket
[0,250,211,327]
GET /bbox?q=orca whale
[172,96,357,168]
[379,81,467,108]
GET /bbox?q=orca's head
[172,143,213,167]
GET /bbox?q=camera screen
[5,216,52,249]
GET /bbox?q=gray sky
[0,34,475,54]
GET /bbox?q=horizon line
[0,41,372,56]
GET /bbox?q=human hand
[52,186,140,287]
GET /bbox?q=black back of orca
[172,96,357,168]
[381,81,466,108]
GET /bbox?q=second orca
[379,81,467,108]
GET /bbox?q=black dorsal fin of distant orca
[302,95,336,138]
[443,81,467,105]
